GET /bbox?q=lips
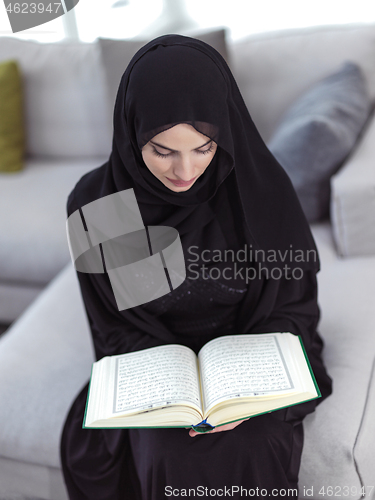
[166,176,197,187]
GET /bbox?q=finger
[189,418,249,437]
[206,419,248,433]
[189,429,200,437]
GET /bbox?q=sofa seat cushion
[0,157,106,285]
[300,222,375,492]
[0,263,95,469]
[0,282,43,324]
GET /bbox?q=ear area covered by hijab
[102,33,320,274]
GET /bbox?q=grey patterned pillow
[267,61,372,222]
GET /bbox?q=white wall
[1,0,375,43]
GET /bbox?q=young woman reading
[60,34,332,499]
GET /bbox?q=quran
[83,332,320,432]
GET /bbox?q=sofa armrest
[300,221,375,495]
[310,221,339,265]
[330,111,375,257]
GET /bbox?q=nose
[172,154,196,181]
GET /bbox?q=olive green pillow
[0,60,25,172]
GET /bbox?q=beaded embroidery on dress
[142,260,248,336]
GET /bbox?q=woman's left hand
[188,418,249,437]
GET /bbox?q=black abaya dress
[60,34,332,500]
[61,254,331,500]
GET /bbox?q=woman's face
[141,123,217,192]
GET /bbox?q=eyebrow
[149,138,212,152]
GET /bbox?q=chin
[167,183,195,192]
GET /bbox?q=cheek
[142,151,170,176]
[198,153,215,170]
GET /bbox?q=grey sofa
[1,24,375,499]
[0,37,110,323]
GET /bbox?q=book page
[113,344,202,414]
[198,334,294,412]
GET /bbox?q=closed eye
[197,143,215,155]
[151,141,215,159]
[152,147,171,159]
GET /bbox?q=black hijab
[104,34,319,271]
[61,37,334,500]
[64,36,333,453]
[67,34,322,357]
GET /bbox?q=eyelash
[152,142,215,159]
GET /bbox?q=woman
[60,34,332,499]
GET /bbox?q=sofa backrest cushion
[230,23,375,143]
[0,37,112,158]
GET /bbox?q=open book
[83,332,320,432]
